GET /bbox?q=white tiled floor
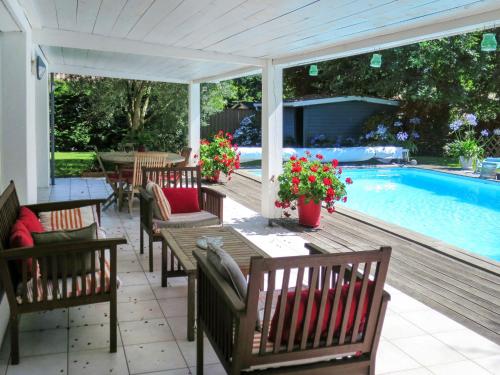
[0,178,497,375]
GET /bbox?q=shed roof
[253,96,399,108]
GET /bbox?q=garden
[52,28,499,177]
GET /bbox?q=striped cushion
[15,250,119,304]
[39,206,99,232]
[147,181,171,221]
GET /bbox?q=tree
[124,80,152,131]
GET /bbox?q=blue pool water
[244,168,500,260]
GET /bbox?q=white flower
[393,121,403,127]
[409,117,421,125]
[376,124,388,135]
[396,131,409,141]
[494,128,500,136]
[449,120,463,131]
[411,131,420,139]
[464,113,478,126]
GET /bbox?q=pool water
[244,168,500,261]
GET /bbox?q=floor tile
[149,369,191,375]
[381,311,426,340]
[402,310,465,334]
[159,298,188,318]
[384,369,433,375]
[189,363,226,375]
[375,339,421,374]
[427,360,492,375]
[153,285,188,300]
[69,324,122,352]
[473,354,500,375]
[118,285,155,303]
[120,318,174,346]
[68,347,128,375]
[69,303,110,326]
[433,329,500,359]
[6,353,67,375]
[124,341,187,374]
[178,338,219,367]
[19,328,68,357]
[20,309,68,332]
[167,317,188,341]
[392,335,467,366]
[118,300,164,322]
[118,271,150,286]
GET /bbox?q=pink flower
[332,159,339,168]
[316,154,324,160]
[275,201,282,208]
[342,196,347,203]
[327,207,335,213]
[345,177,353,184]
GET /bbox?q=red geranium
[308,175,316,183]
[292,176,300,184]
[200,130,240,182]
[323,178,332,186]
[345,177,353,184]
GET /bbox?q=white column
[188,83,201,165]
[36,65,50,188]
[261,60,283,219]
[0,31,37,203]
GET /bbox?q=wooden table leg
[187,274,195,341]
[161,239,168,288]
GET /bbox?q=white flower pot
[459,156,474,170]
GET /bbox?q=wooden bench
[0,181,126,364]
[139,166,225,272]
[194,243,391,374]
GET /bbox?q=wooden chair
[194,243,391,375]
[139,166,225,273]
[0,182,126,365]
[95,150,120,210]
[177,147,192,168]
[126,152,172,215]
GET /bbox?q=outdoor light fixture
[308,64,318,76]
[36,56,47,80]
[370,53,382,68]
[481,33,497,52]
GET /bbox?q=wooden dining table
[99,151,186,210]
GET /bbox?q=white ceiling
[11,0,500,82]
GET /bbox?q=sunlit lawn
[53,152,96,177]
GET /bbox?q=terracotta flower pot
[297,196,321,228]
[207,170,221,183]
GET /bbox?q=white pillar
[261,60,283,219]
[0,31,37,203]
[188,83,200,165]
[36,65,50,188]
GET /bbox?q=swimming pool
[243,168,500,261]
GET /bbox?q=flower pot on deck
[297,196,321,228]
[459,156,474,170]
[205,170,221,183]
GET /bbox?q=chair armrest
[0,238,127,260]
[24,199,105,213]
[193,249,245,314]
[200,187,226,199]
[200,187,225,222]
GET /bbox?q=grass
[53,151,96,177]
[415,156,461,168]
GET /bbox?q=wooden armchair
[139,166,225,273]
[0,182,126,365]
[194,243,391,375]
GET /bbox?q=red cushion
[269,280,374,345]
[269,289,343,345]
[19,207,44,233]
[161,188,200,213]
[9,220,34,276]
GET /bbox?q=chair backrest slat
[313,265,332,348]
[351,262,372,342]
[273,268,291,353]
[338,262,359,345]
[133,152,173,188]
[300,266,319,350]
[259,270,275,355]
[326,264,345,346]
[287,267,304,351]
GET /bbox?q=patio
[0,177,497,375]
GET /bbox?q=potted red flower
[199,130,241,183]
[275,152,352,227]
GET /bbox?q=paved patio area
[0,178,498,375]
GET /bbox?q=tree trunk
[125,80,152,131]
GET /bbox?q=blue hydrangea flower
[409,117,421,125]
[449,120,463,131]
[376,124,388,135]
[480,129,489,137]
[396,131,409,141]
[411,131,420,139]
[393,121,403,127]
[464,113,478,126]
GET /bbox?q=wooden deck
[212,173,500,344]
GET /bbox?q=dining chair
[127,153,172,215]
[95,149,120,210]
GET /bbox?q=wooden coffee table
[160,226,268,341]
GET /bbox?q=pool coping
[236,166,500,274]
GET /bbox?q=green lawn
[415,156,460,168]
[53,152,96,177]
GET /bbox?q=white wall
[0,31,38,204]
